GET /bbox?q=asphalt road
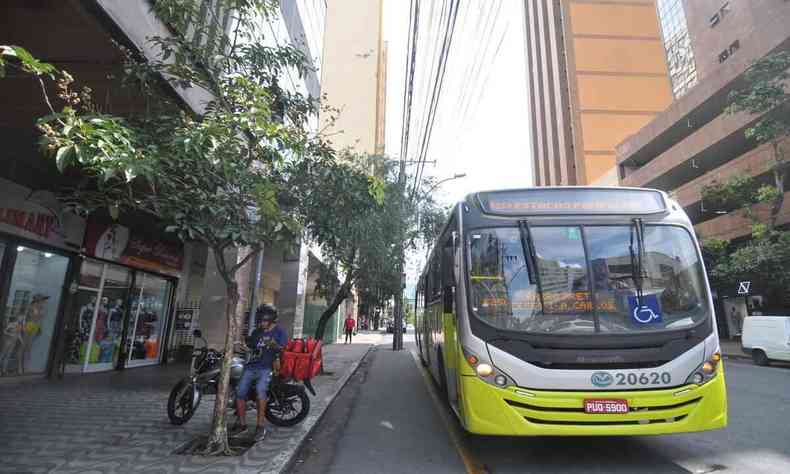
[289,333,790,474]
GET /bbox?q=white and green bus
[415,187,727,436]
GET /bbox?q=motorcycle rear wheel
[265,390,310,427]
[168,380,201,425]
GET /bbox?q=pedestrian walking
[344,315,356,344]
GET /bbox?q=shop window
[126,273,172,366]
[66,260,174,372]
[66,262,132,373]
[1,246,69,377]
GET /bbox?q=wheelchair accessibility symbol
[627,295,663,324]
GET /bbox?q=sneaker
[253,426,267,441]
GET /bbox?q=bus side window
[442,235,454,314]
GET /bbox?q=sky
[382,0,532,286]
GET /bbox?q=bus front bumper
[458,366,727,436]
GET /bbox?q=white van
[741,316,790,365]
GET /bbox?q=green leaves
[700,174,760,212]
[54,146,75,172]
[727,51,790,151]
[1,45,56,78]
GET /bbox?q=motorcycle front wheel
[265,390,310,427]
[168,379,201,425]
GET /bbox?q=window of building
[657,0,698,98]
[1,244,69,377]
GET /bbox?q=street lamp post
[424,173,467,196]
[393,172,466,351]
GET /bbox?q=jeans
[344,329,353,343]
[236,366,272,401]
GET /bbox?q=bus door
[441,231,460,408]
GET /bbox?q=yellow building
[320,0,387,155]
[523,0,673,186]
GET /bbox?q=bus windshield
[467,225,709,334]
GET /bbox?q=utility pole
[393,159,406,351]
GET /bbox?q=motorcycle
[167,329,315,427]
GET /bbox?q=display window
[0,244,69,377]
[65,258,174,372]
[66,261,132,373]
[126,273,172,367]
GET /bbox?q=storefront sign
[84,222,183,277]
[0,178,86,250]
[737,281,751,295]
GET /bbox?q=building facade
[616,0,790,338]
[522,0,674,186]
[319,0,386,155]
[0,0,213,379]
[0,0,335,380]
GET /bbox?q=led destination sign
[478,188,667,215]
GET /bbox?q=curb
[722,353,752,362]
[264,344,375,474]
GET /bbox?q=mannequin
[1,294,48,375]
[21,295,49,372]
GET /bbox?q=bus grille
[504,397,701,426]
[523,415,688,426]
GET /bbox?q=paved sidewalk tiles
[0,338,379,474]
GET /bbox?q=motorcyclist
[233,304,287,441]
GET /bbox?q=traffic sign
[737,281,751,295]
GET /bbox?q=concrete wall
[566,0,674,185]
[277,243,309,339]
[199,247,237,349]
[319,0,384,154]
[524,0,673,186]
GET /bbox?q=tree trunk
[204,249,241,456]
[314,279,352,341]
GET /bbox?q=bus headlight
[685,352,721,386]
[476,363,493,377]
[463,346,514,388]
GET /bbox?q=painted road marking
[409,349,489,474]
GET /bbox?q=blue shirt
[246,325,287,369]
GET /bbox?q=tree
[292,154,393,341]
[2,0,334,455]
[702,51,790,298]
[293,154,449,342]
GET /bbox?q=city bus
[414,187,727,436]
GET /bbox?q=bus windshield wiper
[629,218,646,308]
[518,220,545,314]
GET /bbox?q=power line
[410,0,461,201]
[399,0,420,165]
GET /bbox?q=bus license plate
[584,399,629,414]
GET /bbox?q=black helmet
[256,304,278,322]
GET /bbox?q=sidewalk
[0,334,383,474]
[720,338,750,361]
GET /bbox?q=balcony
[616,11,790,172]
[621,106,758,190]
[695,191,790,242]
[672,139,784,214]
